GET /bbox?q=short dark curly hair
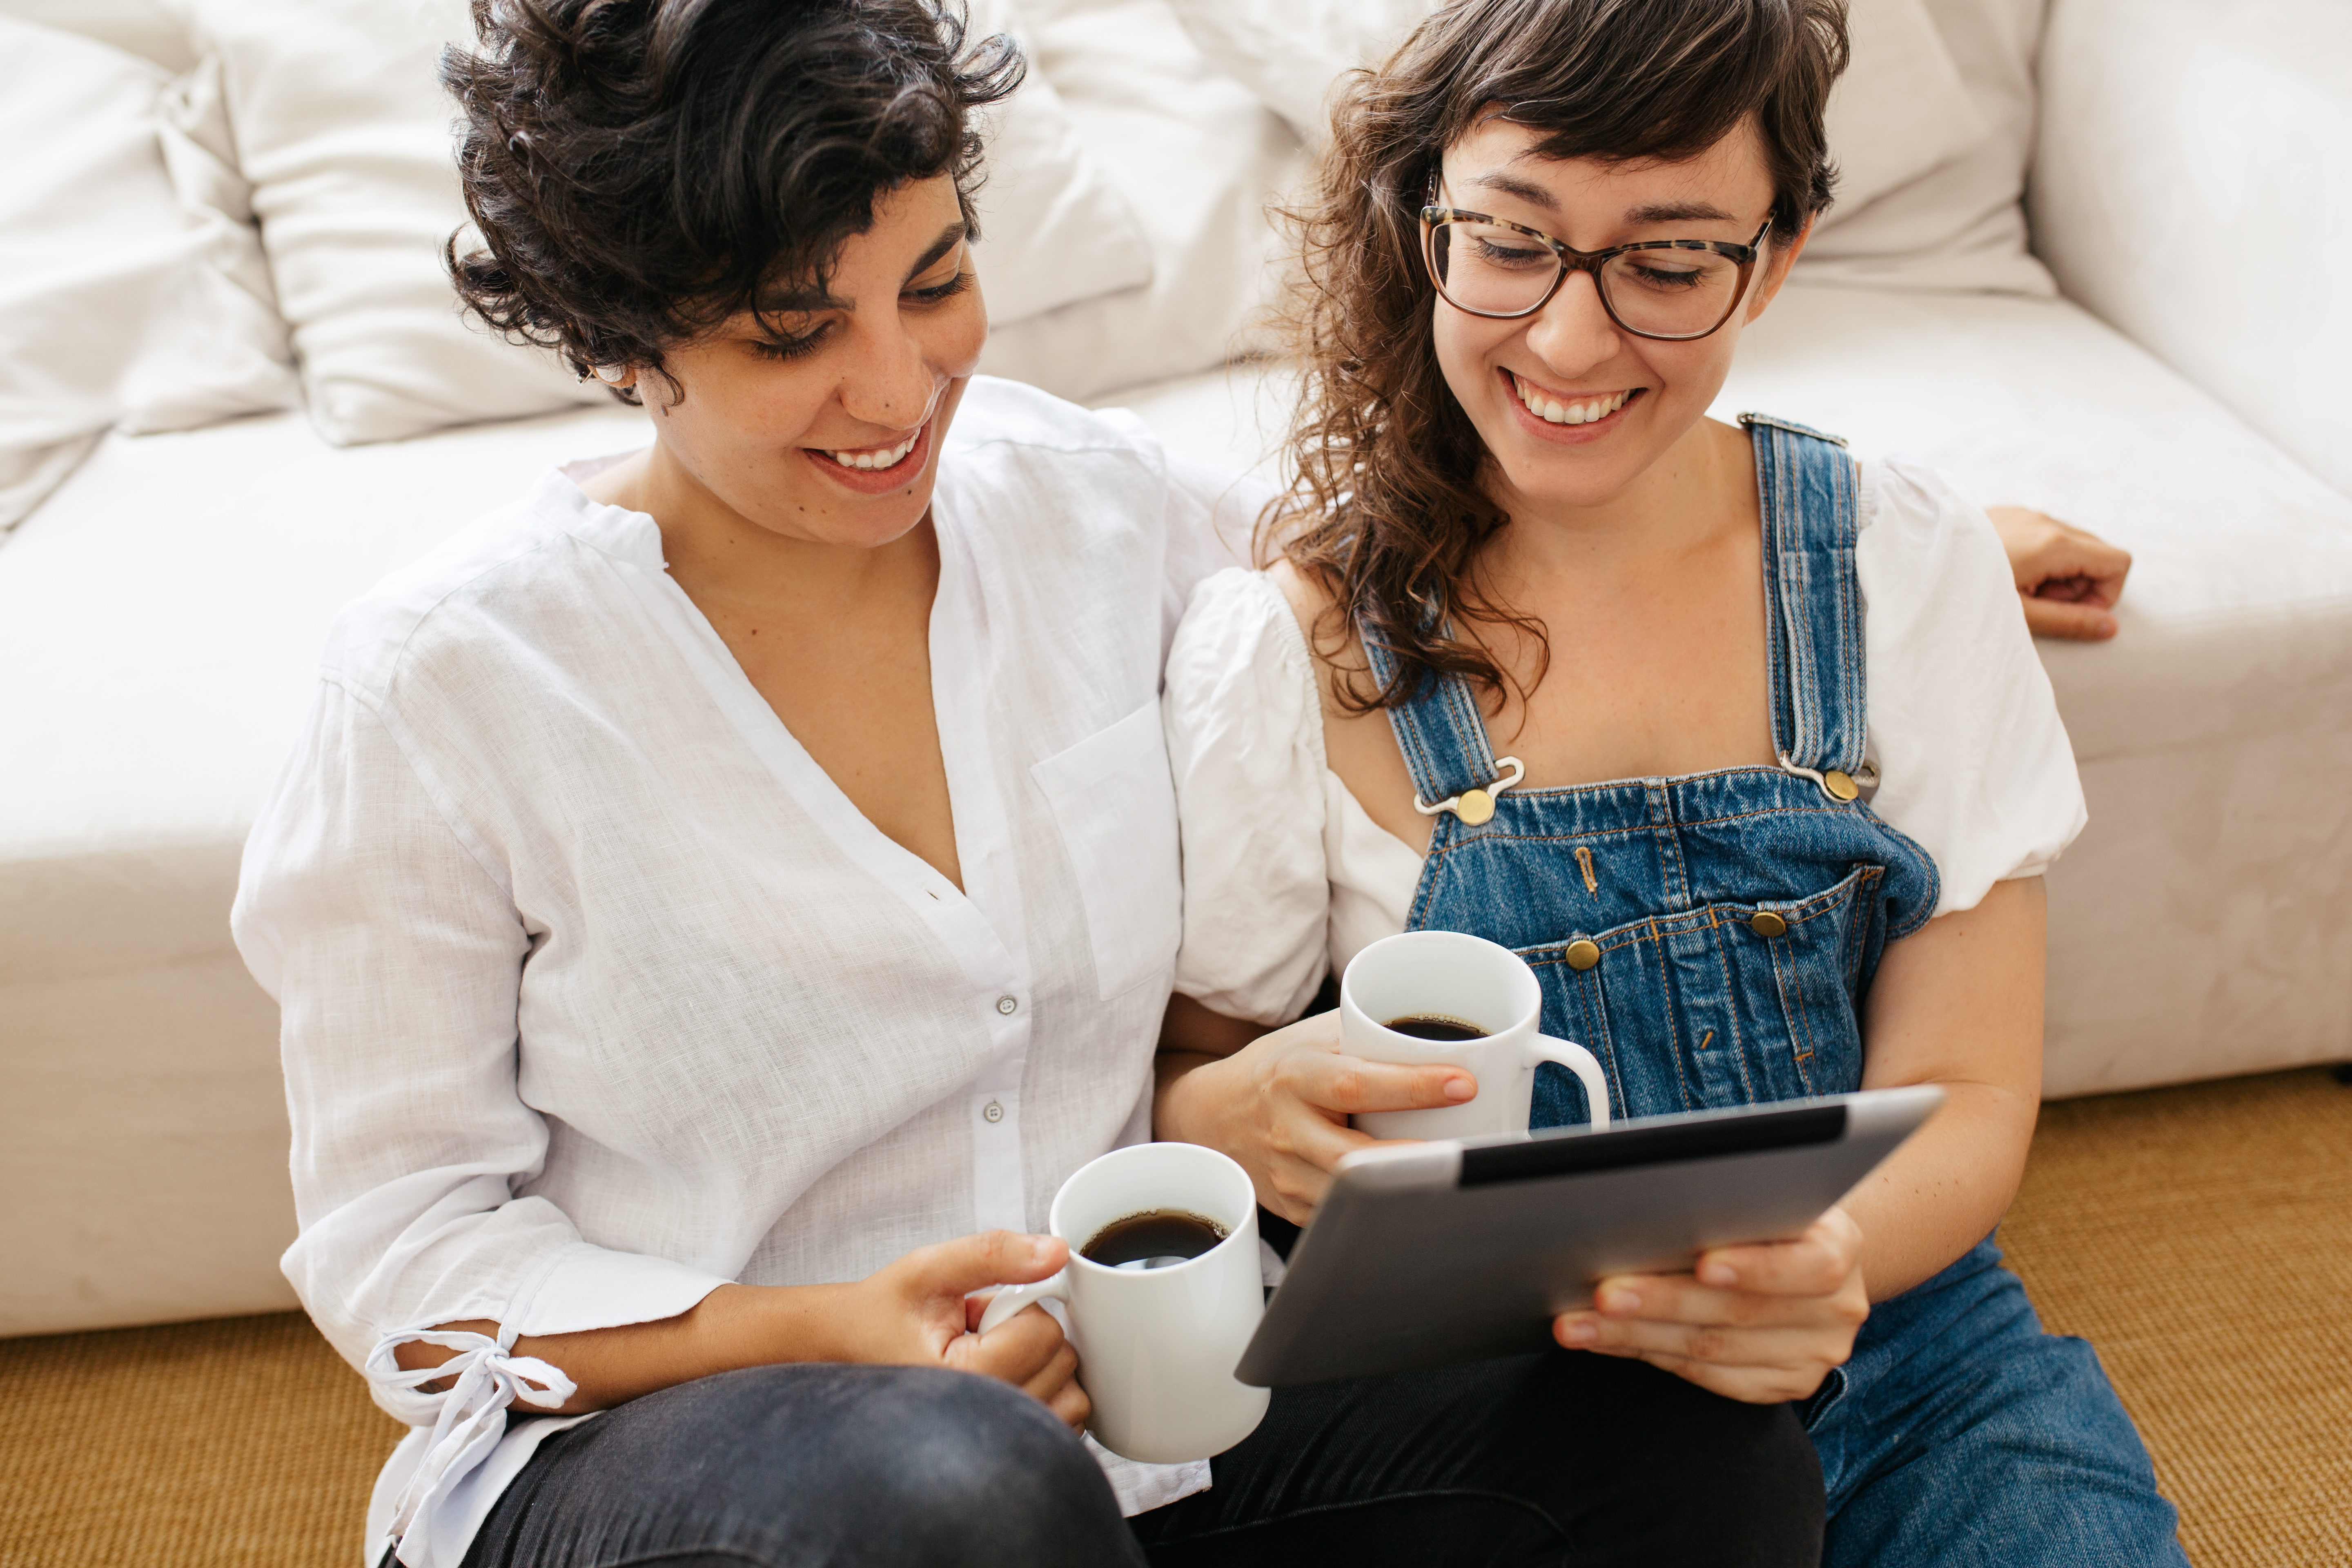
[441,0,1022,404]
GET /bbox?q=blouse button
[1565,939,1601,971]
[996,995,1019,1016]
[1751,911,1788,938]
[1822,770,1860,802]
[982,1100,1005,1123]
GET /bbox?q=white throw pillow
[170,0,607,446]
[0,0,195,71]
[978,0,1310,403]
[1159,0,1987,207]
[1154,0,2049,296]
[966,0,1156,327]
[0,17,296,530]
[1797,0,2054,294]
[170,0,1151,447]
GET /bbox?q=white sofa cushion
[171,0,1151,447]
[2031,0,2352,499]
[0,17,296,530]
[0,402,648,1336]
[1715,285,2352,1095]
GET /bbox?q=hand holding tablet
[1236,1086,1942,1388]
[1557,1200,1872,1405]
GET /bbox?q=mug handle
[976,1270,1071,1336]
[1528,1035,1612,1129]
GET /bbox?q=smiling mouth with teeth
[1510,372,1637,427]
[816,431,921,471]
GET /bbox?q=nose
[835,307,938,434]
[1523,266,1621,381]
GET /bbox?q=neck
[1477,417,1749,590]
[591,435,936,614]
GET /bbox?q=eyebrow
[1622,200,1737,225]
[1467,172,1559,212]
[1462,173,1740,231]
[751,221,969,316]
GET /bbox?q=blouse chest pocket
[1029,700,1183,1000]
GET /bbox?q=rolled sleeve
[1858,458,2090,918]
[234,679,726,1383]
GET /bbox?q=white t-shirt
[1163,456,2087,1026]
[231,379,1254,1568]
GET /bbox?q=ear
[1742,214,1815,323]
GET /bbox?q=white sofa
[4,0,2348,1338]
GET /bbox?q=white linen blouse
[231,379,1254,1568]
[1163,455,2089,1026]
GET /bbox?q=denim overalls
[1362,416,2187,1567]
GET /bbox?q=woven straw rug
[3,1067,2347,1567]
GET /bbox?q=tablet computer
[1235,1085,1942,1388]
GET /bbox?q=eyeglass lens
[1429,218,1744,338]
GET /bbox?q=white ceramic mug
[1343,929,1613,1140]
[976,1142,1270,1463]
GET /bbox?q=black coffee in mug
[1383,1014,1488,1042]
[1082,1209,1229,1270]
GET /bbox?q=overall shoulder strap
[1742,413,1868,782]
[1361,630,1506,812]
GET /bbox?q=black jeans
[453,1354,1822,1568]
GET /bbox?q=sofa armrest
[2030,0,2352,498]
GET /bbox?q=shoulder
[1853,455,2024,658]
[942,376,1167,473]
[321,468,651,705]
[1164,568,1320,750]
[936,376,1174,551]
[1169,568,1307,689]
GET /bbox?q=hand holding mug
[976,1143,1270,1463]
[1156,1009,1479,1224]
[1343,931,1611,1141]
[842,1230,1090,1430]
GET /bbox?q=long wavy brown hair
[1266,0,1849,713]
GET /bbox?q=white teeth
[1515,375,1629,428]
[826,434,918,471]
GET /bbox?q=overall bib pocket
[1516,862,1883,1124]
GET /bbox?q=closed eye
[749,326,827,361]
[1472,237,1552,270]
[1624,261,1709,290]
[908,268,973,305]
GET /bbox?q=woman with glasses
[1157,1,2183,1564]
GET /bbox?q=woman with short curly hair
[234,2,1825,1565]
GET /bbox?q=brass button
[1751,911,1788,939]
[1565,938,1601,971]
[1455,788,1494,826]
[1822,769,1860,802]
